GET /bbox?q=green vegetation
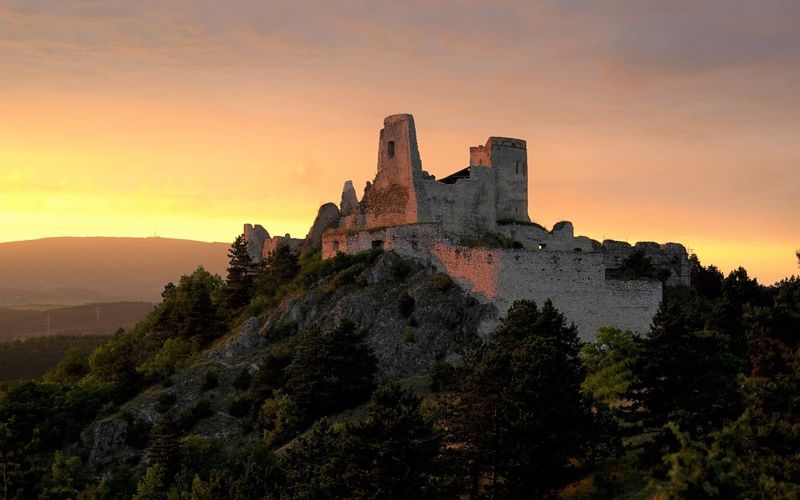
[0,335,110,381]
[0,233,797,498]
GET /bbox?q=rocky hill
[86,250,495,470]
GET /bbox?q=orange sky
[1,1,798,284]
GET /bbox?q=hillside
[0,301,155,341]
[0,237,229,305]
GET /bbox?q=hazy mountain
[0,237,230,306]
[0,301,155,341]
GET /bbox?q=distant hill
[0,237,229,306]
[0,302,156,341]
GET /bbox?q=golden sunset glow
[1,2,797,284]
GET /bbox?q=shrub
[138,338,197,382]
[260,392,301,447]
[229,396,253,418]
[201,371,219,392]
[176,399,214,432]
[233,368,252,391]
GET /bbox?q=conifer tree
[147,415,180,483]
[455,300,596,499]
[223,234,256,314]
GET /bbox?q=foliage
[222,234,258,315]
[0,336,109,383]
[609,251,670,282]
[448,299,601,498]
[147,415,180,485]
[260,391,301,447]
[581,326,638,406]
[152,267,225,343]
[286,320,377,424]
[689,253,724,299]
[138,338,197,382]
[254,244,300,298]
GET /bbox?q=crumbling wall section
[415,166,498,237]
[602,240,690,286]
[322,223,440,259]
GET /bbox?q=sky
[1,0,798,284]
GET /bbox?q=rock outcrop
[340,180,359,217]
[301,203,341,254]
[243,224,269,262]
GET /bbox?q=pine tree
[351,383,442,499]
[454,300,597,499]
[223,234,256,314]
[147,415,180,482]
[287,320,377,422]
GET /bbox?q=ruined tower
[471,137,530,223]
[363,114,422,227]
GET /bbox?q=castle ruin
[246,114,690,340]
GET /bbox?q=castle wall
[262,235,303,259]
[495,221,596,252]
[415,166,498,237]
[322,223,441,259]
[427,244,661,340]
[322,225,661,340]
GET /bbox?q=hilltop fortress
[245,114,689,339]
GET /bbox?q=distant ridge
[0,236,229,305]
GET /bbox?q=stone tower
[363,114,422,227]
[471,137,530,223]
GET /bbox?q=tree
[454,300,598,499]
[223,234,257,314]
[350,383,442,499]
[0,422,23,500]
[581,326,639,406]
[689,254,724,299]
[281,419,363,499]
[255,244,300,298]
[133,464,166,500]
[286,320,377,423]
[147,415,180,483]
[628,296,743,467]
[153,267,224,343]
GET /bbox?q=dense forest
[0,335,111,381]
[0,236,797,499]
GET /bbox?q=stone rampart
[322,225,662,340]
[427,244,661,340]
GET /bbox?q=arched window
[387,141,395,158]
[515,161,519,174]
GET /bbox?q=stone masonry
[246,113,690,339]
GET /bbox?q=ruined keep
[246,114,690,340]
